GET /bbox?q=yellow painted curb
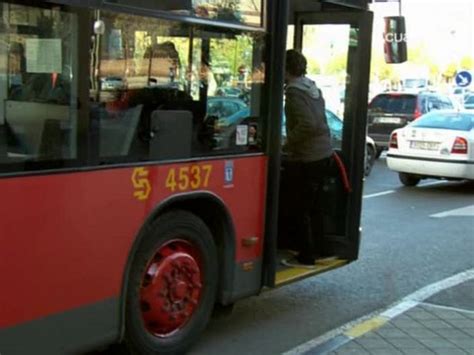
[345,316,388,338]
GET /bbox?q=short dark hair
[285,50,307,77]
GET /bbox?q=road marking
[430,205,474,218]
[363,190,395,199]
[283,268,474,355]
[345,316,387,338]
[363,180,449,200]
[419,302,474,315]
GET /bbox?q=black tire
[365,144,376,177]
[125,210,218,355]
[399,172,421,187]
[375,147,384,159]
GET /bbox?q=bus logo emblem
[132,167,152,201]
[224,161,234,186]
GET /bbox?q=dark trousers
[290,157,332,263]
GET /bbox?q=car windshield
[404,79,427,89]
[411,111,474,131]
[369,94,417,114]
[465,95,474,104]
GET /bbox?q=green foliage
[210,35,253,76]
[307,58,321,75]
[460,56,474,70]
[370,53,394,82]
[443,62,458,79]
[325,53,347,75]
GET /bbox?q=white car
[387,110,474,186]
[464,94,474,111]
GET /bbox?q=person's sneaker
[281,257,317,269]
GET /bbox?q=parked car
[217,108,376,176]
[325,109,376,176]
[101,76,125,90]
[386,110,474,186]
[207,97,247,120]
[453,86,471,104]
[368,91,455,158]
[464,94,474,111]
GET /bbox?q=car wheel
[125,210,218,355]
[375,147,384,159]
[399,172,420,187]
[365,144,376,176]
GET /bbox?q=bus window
[104,0,263,27]
[0,3,79,165]
[91,11,265,163]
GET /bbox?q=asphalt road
[189,156,474,355]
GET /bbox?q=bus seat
[0,124,7,160]
[99,104,143,157]
[39,119,62,160]
[5,100,70,157]
[149,110,192,160]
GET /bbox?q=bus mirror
[383,16,407,64]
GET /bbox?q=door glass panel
[301,24,355,150]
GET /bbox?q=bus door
[274,10,373,286]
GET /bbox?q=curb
[283,268,474,355]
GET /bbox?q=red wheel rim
[139,239,203,337]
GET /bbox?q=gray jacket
[284,77,333,162]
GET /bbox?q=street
[189,156,474,355]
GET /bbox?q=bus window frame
[101,1,266,32]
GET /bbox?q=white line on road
[363,180,448,200]
[430,205,474,218]
[363,190,395,199]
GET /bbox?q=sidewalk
[303,272,474,355]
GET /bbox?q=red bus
[0,0,373,354]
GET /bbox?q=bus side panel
[0,156,267,330]
[0,299,118,355]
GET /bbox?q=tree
[442,62,458,82]
[460,56,474,70]
[370,53,395,82]
[307,58,321,76]
[325,53,347,75]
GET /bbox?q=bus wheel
[125,210,218,355]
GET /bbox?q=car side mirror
[383,16,407,64]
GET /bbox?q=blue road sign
[455,71,472,87]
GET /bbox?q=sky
[370,0,474,68]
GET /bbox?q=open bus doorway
[273,7,373,286]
